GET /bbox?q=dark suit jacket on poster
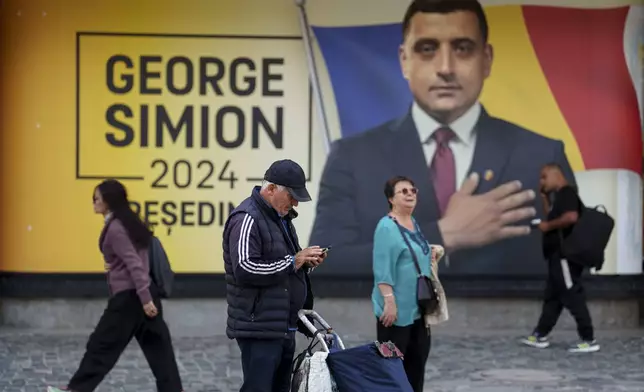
[309,107,575,276]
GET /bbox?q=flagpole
[295,0,332,154]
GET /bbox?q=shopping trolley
[291,310,413,392]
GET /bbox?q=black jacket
[223,186,314,339]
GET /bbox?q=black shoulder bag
[390,217,439,315]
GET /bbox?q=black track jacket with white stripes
[223,186,313,339]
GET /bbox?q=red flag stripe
[523,5,642,174]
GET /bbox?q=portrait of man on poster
[310,0,575,276]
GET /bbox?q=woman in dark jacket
[47,179,183,392]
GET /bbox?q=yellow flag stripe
[481,6,585,171]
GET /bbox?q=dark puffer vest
[223,186,313,339]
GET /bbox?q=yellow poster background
[0,0,321,272]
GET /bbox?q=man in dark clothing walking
[223,159,327,392]
[521,163,599,353]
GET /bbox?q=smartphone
[530,219,542,229]
[321,246,332,254]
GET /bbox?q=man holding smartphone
[521,163,598,353]
[222,159,328,392]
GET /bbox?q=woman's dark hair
[96,179,152,250]
[384,176,416,210]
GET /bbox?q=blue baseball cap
[263,159,311,202]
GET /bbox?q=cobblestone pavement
[0,329,643,392]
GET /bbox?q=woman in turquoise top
[372,175,432,392]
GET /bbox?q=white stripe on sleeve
[237,214,292,275]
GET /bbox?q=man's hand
[538,221,551,232]
[438,173,537,251]
[303,248,328,269]
[294,246,325,270]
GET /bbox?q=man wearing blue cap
[223,159,326,392]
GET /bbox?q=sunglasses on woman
[396,187,418,196]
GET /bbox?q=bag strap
[594,204,607,214]
[390,216,423,277]
[98,217,114,251]
[291,336,320,374]
[552,187,583,255]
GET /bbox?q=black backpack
[560,200,615,271]
[148,236,175,298]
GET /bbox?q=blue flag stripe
[311,24,412,138]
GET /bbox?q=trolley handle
[298,309,333,330]
[298,309,346,353]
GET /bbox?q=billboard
[0,0,642,276]
[0,0,316,273]
[306,0,644,276]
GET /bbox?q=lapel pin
[484,170,494,181]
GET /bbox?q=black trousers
[68,288,183,392]
[237,334,296,392]
[535,254,594,341]
[376,318,431,392]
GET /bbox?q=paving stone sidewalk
[0,329,643,392]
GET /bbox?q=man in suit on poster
[309,0,575,276]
